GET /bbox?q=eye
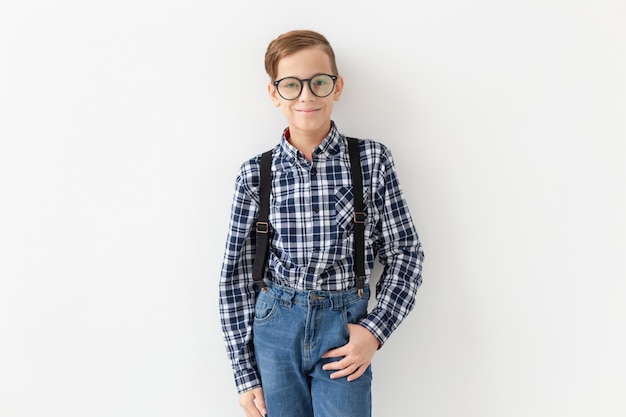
[279,78,300,90]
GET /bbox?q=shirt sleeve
[359,144,425,346]
[218,158,262,393]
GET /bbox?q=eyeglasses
[273,74,338,100]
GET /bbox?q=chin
[296,120,326,132]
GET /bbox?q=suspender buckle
[256,222,269,234]
[353,212,367,224]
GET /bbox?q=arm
[219,158,263,394]
[323,144,424,379]
[360,145,424,346]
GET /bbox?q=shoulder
[234,146,278,196]
[236,154,261,183]
[347,137,394,166]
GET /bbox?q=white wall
[1,1,624,416]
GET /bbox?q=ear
[333,75,344,101]
[268,82,281,107]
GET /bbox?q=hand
[321,324,379,381]
[239,387,267,417]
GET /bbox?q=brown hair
[264,30,339,82]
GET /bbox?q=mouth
[297,108,320,112]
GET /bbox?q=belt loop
[330,291,343,311]
[284,287,295,307]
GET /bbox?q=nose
[299,82,316,100]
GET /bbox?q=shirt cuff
[359,309,396,347]
[234,367,262,394]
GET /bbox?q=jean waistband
[263,280,369,309]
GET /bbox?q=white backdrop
[1,1,625,416]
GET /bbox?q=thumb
[255,389,267,415]
[322,345,344,359]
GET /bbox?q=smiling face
[268,45,344,141]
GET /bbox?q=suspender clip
[356,275,366,298]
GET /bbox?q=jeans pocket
[254,291,278,323]
[343,296,369,326]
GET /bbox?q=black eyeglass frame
[272,74,338,100]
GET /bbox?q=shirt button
[313,206,319,213]
[307,267,315,274]
[311,167,317,175]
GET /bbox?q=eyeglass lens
[276,74,335,100]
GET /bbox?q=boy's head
[264,30,339,82]
[265,30,344,140]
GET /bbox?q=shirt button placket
[308,162,320,287]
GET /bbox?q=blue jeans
[253,281,372,417]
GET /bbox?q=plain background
[1,1,625,416]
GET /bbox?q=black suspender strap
[251,138,366,295]
[347,137,367,296]
[252,150,273,289]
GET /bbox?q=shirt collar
[278,122,342,162]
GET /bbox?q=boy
[219,29,424,417]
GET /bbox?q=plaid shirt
[219,123,424,393]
